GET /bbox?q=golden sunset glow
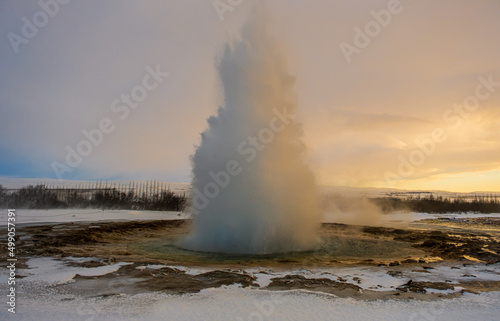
[1,1,499,193]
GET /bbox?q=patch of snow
[136,264,167,270]
[0,209,188,226]
[252,272,277,287]
[3,286,500,321]
[18,257,131,284]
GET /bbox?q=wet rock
[461,289,479,295]
[459,280,500,293]
[70,264,258,295]
[411,269,431,274]
[66,259,107,268]
[397,280,454,294]
[421,240,439,247]
[387,271,403,278]
[277,259,300,263]
[195,270,257,288]
[266,275,361,297]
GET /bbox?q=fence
[0,181,187,211]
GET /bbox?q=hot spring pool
[131,233,425,267]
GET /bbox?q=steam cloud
[180,7,321,254]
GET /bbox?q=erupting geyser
[180,8,321,254]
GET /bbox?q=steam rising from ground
[181,8,321,254]
[323,195,383,227]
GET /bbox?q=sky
[1,0,499,192]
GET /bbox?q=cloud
[306,107,500,190]
[0,0,499,192]
[0,1,225,180]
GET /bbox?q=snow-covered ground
[0,257,499,321]
[378,211,500,227]
[1,209,499,320]
[4,287,500,321]
[1,257,499,320]
[0,209,187,226]
[2,208,500,227]
[3,257,499,297]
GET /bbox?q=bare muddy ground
[2,218,500,300]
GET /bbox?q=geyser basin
[182,7,321,254]
[132,225,426,267]
[14,219,500,268]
